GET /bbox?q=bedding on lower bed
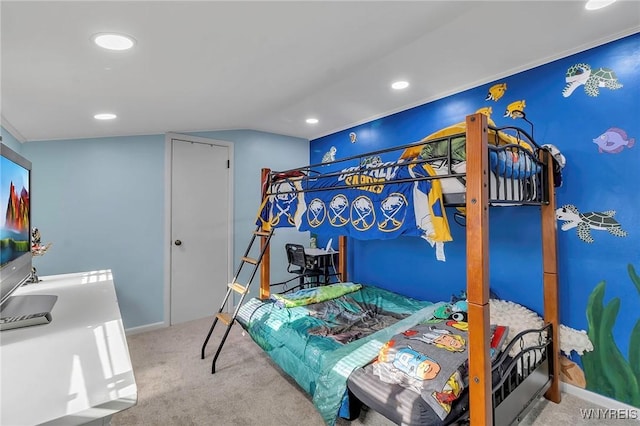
[373,321,469,420]
[237,284,577,426]
[236,284,446,425]
[348,362,470,426]
[346,318,509,425]
[346,297,592,426]
[347,348,512,426]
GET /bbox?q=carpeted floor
[111,317,638,426]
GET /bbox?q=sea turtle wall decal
[556,204,627,243]
[322,146,337,163]
[562,63,623,97]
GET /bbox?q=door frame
[164,132,234,327]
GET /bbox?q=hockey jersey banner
[258,160,452,261]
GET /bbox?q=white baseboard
[125,321,166,336]
[562,382,640,421]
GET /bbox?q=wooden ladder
[200,224,274,373]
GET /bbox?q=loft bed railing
[255,113,559,426]
[263,117,548,208]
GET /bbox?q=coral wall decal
[582,264,640,407]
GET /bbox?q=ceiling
[1,1,639,143]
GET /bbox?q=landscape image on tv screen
[1,155,30,268]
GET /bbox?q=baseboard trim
[125,321,166,336]
[561,382,640,420]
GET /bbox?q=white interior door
[170,136,231,325]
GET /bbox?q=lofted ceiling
[1,1,639,143]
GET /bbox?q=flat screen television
[0,142,32,308]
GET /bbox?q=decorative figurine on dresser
[30,227,52,282]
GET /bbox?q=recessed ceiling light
[94,113,117,120]
[92,33,135,51]
[391,81,410,90]
[306,118,319,124]
[585,0,616,10]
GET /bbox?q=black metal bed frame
[448,324,554,426]
[492,324,555,425]
[264,123,549,209]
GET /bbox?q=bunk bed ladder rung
[228,282,247,294]
[216,312,233,325]
[200,224,275,374]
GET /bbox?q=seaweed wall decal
[582,264,640,407]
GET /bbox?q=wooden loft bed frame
[257,113,560,426]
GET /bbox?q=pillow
[372,321,468,420]
[270,282,362,308]
[489,149,541,179]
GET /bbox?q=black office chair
[283,243,322,291]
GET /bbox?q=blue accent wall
[311,33,640,405]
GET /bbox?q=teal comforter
[237,284,444,425]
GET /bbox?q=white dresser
[0,270,137,425]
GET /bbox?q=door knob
[174,240,182,246]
